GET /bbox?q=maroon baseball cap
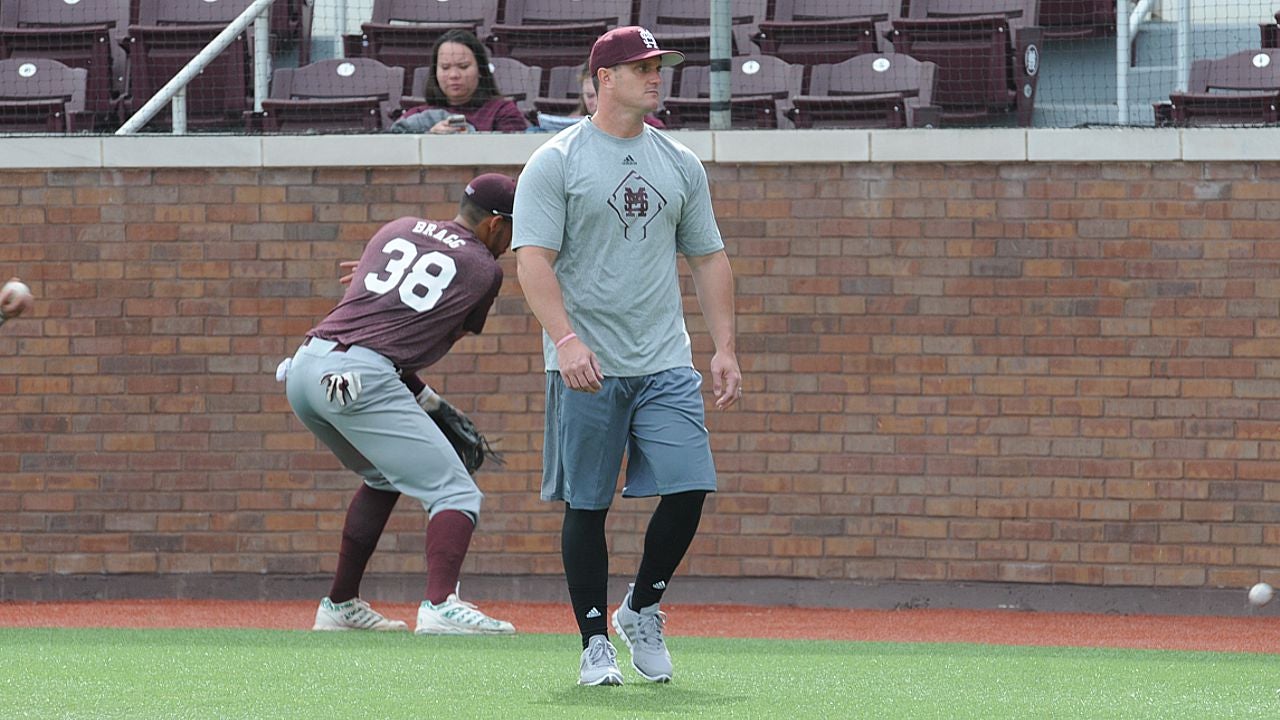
[588,26,685,76]
[464,173,516,218]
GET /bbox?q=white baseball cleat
[415,593,515,635]
[312,597,408,631]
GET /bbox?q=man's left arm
[686,250,742,411]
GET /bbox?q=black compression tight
[562,505,609,648]
[631,490,707,609]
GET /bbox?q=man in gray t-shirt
[513,26,743,687]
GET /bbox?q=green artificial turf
[1,628,1275,719]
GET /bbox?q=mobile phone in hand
[446,114,466,128]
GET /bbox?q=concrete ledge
[261,134,419,167]
[872,128,1027,162]
[1180,128,1280,161]
[0,137,101,169]
[103,135,263,168]
[420,132,551,166]
[1027,128,1182,162]
[714,129,869,163]
[0,128,1274,169]
[0,574,1260,618]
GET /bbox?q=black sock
[562,504,609,648]
[631,491,707,610]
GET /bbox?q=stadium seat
[271,0,313,65]
[255,58,405,133]
[532,64,588,115]
[121,0,259,129]
[659,55,802,129]
[0,0,130,126]
[347,0,501,96]
[403,56,542,118]
[887,0,1043,126]
[752,0,902,68]
[486,0,632,75]
[1037,0,1115,40]
[636,0,767,65]
[1261,12,1280,49]
[1153,49,1280,127]
[786,52,942,129]
[0,57,90,132]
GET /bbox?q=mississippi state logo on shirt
[608,170,667,241]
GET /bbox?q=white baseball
[2,280,30,300]
[1248,582,1274,607]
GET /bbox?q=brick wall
[2,160,1278,593]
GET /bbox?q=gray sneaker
[578,634,623,686]
[611,585,673,682]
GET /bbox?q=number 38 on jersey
[364,237,457,312]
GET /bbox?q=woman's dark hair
[423,29,501,107]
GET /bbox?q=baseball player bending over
[514,27,742,685]
[285,174,518,635]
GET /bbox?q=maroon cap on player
[588,26,685,76]
[464,173,516,219]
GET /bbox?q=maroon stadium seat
[787,52,942,129]
[486,0,632,73]
[348,0,501,96]
[0,57,90,132]
[271,0,313,64]
[887,0,1043,126]
[636,0,766,65]
[753,0,903,67]
[1154,49,1280,127]
[122,0,260,129]
[0,0,130,125]
[659,55,803,129]
[1038,0,1115,40]
[257,58,405,133]
[1262,12,1280,49]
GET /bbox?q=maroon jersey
[310,217,502,372]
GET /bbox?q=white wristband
[416,386,442,412]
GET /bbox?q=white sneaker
[312,597,408,631]
[415,593,515,635]
[579,634,623,686]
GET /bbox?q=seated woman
[393,29,529,134]
[533,64,666,132]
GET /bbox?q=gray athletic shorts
[541,367,717,510]
[285,337,482,519]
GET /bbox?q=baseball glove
[429,400,504,475]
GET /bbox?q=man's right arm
[514,247,603,392]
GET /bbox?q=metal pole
[254,11,271,112]
[117,0,276,134]
[708,0,731,130]
[1116,0,1129,125]
[171,88,187,135]
[1176,0,1191,91]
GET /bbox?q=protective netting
[0,0,1276,133]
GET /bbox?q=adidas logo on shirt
[622,155,638,166]
[651,580,667,590]
[585,607,602,619]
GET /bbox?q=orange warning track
[0,600,1275,654]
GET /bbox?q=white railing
[116,0,276,135]
[1118,0,1192,125]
